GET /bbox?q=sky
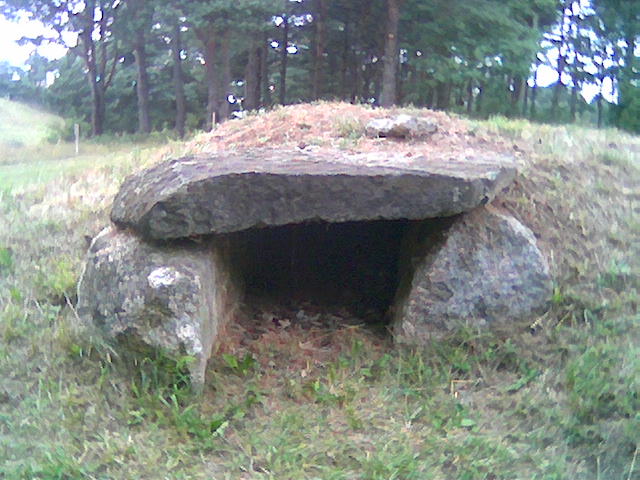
[0,15,71,66]
[0,13,616,103]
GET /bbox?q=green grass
[0,108,639,479]
[0,141,171,192]
[0,98,65,149]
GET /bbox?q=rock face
[365,115,438,139]
[111,149,516,240]
[78,146,552,387]
[76,227,240,386]
[393,206,552,343]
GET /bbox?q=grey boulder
[76,227,239,386]
[393,206,552,343]
[365,115,438,139]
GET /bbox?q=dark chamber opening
[227,220,413,320]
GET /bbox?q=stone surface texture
[365,115,438,138]
[393,206,552,343]
[78,147,553,384]
[76,226,240,385]
[111,149,516,240]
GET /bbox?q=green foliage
[1,303,29,343]
[566,343,639,425]
[1,0,626,133]
[0,246,13,272]
[334,117,364,140]
[221,352,256,376]
[35,256,78,304]
[598,259,634,292]
[615,86,640,134]
[1,447,98,480]
[562,336,640,477]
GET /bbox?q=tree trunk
[475,84,483,114]
[424,84,434,109]
[435,81,451,110]
[619,34,636,106]
[551,0,570,119]
[457,83,465,107]
[219,29,232,121]
[279,13,289,105]
[133,29,151,134]
[379,0,403,107]
[570,83,578,122]
[522,82,529,117]
[172,22,186,138]
[86,50,105,136]
[466,79,474,114]
[201,36,219,130]
[349,49,360,103]
[398,60,407,104]
[530,65,539,119]
[79,14,103,137]
[362,65,373,102]
[74,2,119,136]
[596,94,603,129]
[244,37,261,112]
[89,80,105,136]
[260,32,271,107]
[340,20,350,100]
[311,0,328,100]
[551,76,564,119]
[530,85,537,118]
[511,76,524,115]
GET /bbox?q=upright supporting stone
[393,206,552,343]
[77,227,240,387]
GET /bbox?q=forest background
[0,0,638,138]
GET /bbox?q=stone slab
[111,149,517,240]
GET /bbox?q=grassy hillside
[0,99,182,191]
[0,103,638,479]
[0,99,65,149]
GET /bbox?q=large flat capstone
[111,149,517,240]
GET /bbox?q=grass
[0,101,639,479]
[0,98,65,149]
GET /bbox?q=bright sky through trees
[0,0,636,134]
[0,10,616,103]
[0,14,73,66]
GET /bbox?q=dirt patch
[218,297,389,375]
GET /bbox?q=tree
[380,0,404,107]
[171,19,187,137]
[120,0,155,133]
[593,0,640,132]
[311,0,328,99]
[2,0,121,135]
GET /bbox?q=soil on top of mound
[188,102,521,164]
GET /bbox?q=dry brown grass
[188,101,516,160]
[493,124,640,295]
